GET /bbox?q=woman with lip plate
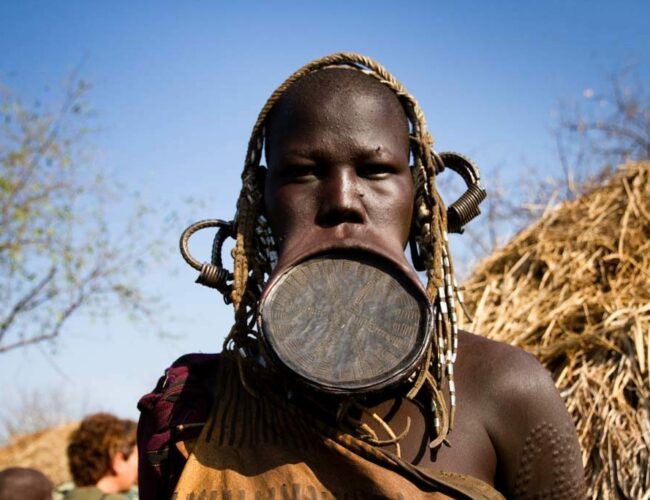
[137,53,586,499]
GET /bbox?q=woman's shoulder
[455,331,585,495]
[456,330,558,408]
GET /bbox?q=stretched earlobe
[409,165,427,272]
[409,226,426,272]
[437,152,487,234]
[179,219,235,303]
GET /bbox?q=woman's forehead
[265,69,409,160]
[266,100,410,167]
[268,67,407,123]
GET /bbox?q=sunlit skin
[96,447,139,494]
[264,70,413,266]
[262,69,586,496]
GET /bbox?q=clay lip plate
[258,252,433,395]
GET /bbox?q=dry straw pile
[463,162,650,498]
[0,422,76,485]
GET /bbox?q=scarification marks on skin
[513,421,585,499]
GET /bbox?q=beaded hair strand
[224,52,461,447]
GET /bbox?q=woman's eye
[358,164,393,179]
[284,164,318,178]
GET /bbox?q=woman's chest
[365,395,497,486]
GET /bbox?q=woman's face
[264,80,413,260]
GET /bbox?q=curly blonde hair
[67,413,136,487]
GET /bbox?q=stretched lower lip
[274,224,410,278]
[282,237,388,265]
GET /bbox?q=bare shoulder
[456,330,558,408]
[456,331,586,498]
[455,330,568,446]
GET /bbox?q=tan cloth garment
[173,356,503,500]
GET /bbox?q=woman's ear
[409,223,426,272]
[408,166,426,272]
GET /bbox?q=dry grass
[462,162,650,498]
[0,422,76,486]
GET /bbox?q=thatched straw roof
[462,162,650,498]
[0,422,76,486]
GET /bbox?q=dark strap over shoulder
[329,423,504,499]
[381,451,504,499]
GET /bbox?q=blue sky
[1,1,648,422]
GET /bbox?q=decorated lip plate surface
[261,254,430,392]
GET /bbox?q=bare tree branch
[0,75,171,354]
[0,267,56,341]
[455,69,649,273]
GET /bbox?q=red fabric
[136,353,219,500]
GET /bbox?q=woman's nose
[315,167,365,227]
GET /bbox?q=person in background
[65,413,138,500]
[0,467,53,500]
